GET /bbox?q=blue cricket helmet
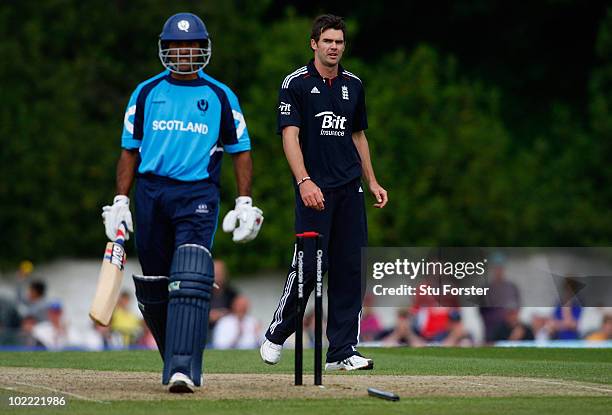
[158,12,212,74]
[160,12,209,42]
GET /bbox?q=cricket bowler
[261,14,387,370]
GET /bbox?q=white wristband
[297,176,311,186]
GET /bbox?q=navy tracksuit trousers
[265,178,367,362]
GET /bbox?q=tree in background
[1,1,611,271]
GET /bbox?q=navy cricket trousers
[265,179,367,362]
[134,174,220,276]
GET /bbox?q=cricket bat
[89,221,128,326]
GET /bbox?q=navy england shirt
[277,60,368,189]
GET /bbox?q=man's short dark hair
[30,281,46,297]
[310,14,346,43]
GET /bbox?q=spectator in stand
[492,309,534,342]
[409,273,471,346]
[32,302,69,350]
[479,253,521,343]
[15,261,48,322]
[359,293,383,342]
[586,315,612,341]
[381,308,425,347]
[110,291,142,347]
[550,278,582,340]
[76,322,123,351]
[411,306,469,346]
[30,303,113,351]
[209,260,238,332]
[531,311,552,342]
[95,322,124,350]
[212,295,260,349]
[15,314,43,348]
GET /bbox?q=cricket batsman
[101,12,263,393]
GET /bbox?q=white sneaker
[168,372,195,393]
[260,339,283,365]
[325,354,374,371]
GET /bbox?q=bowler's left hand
[369,182,388,208]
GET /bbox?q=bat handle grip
[114,221,128,245]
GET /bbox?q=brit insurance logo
[315,111,347,136]
[279,101,291,115]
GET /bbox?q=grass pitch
[1,347,611,414]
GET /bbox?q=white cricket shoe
[325,354,374,371]
[260,339,283,365]
[168,372,195,393]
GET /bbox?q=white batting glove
[222,196,264,243]
[101,195,134,241]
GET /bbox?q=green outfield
[1,347,611,414]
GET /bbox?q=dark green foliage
[0,1,610,271]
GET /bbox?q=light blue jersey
[121,70,251,183]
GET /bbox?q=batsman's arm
[231,151,253,196]
[352,130,388,208]
[116,149,139,196]
[282,126,324,210]
[223,150,263,243]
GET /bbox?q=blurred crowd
[0,260,261,351]
[356,260,612,346]
[357,299,612,347]
[0,259,610,351]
